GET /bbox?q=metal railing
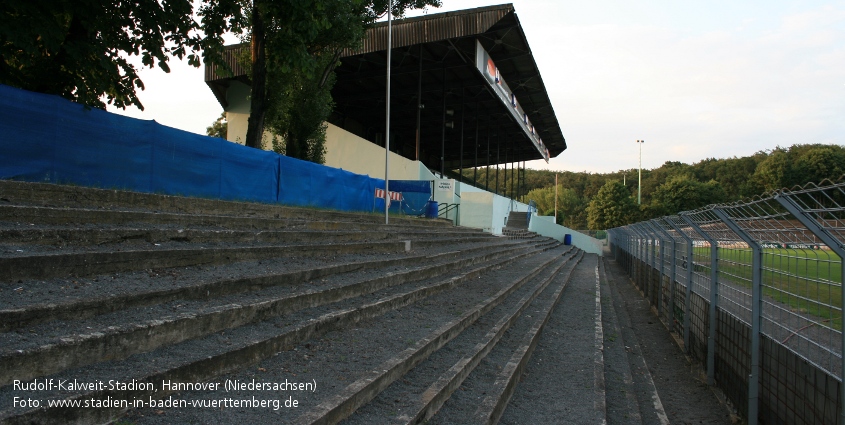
[609,178,845,425]
[527,199,537,228]
[438,202,459,225]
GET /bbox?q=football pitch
[691,247,843,329]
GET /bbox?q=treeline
[458,143,845,230]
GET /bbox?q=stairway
[503,211,534,240]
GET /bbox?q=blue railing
[527,199,537,227]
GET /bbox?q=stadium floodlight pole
[636,139,645,205]
[384,1,392,224]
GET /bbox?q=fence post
[681,213,719,386]
[632,225,649,296]
[626,230,633,276]
[650,224,659,307]
[650,219,677,327]
[667,218,695,354]
[775,193,845,425]
[713,207,762,425]
[644,220,666,318]
[642,223,654,298]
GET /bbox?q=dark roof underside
[205,4,566,171]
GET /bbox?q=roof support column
[485,121,490,191]
[459,88,464,182]
[473,101,478,184]
[510,138,514,199]
[415,45,423,161]
[440,66,446,177]
[495,129,500,194]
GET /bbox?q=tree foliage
[1,0,200,110]
[200,0,441,158]
[586,181,638,230]
[646,175,725,217]
[754,144,845,191]
[459,143,844,230]
[206,112,228,139]
[524,185,587,229]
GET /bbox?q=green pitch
[688,246,843,330]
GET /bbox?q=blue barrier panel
[0,84,410,213]
[151,123,222,199]
[219,142,279,204]
[0,85,155,191]
[278,152,381,212]
[388,180,431,215]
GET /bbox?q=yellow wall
[224,117,426,181]
[324,123,421,180]
[225,112,274,150]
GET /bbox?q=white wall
[459,191,494,233]
[529,215,603,255]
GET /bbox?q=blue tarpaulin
[0,84,390,213]
[388,180,432,215]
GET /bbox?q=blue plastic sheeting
[279,155,379,211]
[0,84,387,212]
[388,180,431,215]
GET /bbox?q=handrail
[437,203,460,225]
[527,199,537,227]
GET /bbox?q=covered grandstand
[204,4,566,188]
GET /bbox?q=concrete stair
[0,181,683,425]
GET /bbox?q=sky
[108,0,845,174]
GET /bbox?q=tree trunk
[245,2,267,149]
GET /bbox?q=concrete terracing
[0,181,720,424]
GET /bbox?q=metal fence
[608,179,845,425]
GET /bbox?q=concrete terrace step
[497,253,605,424]
[342,251,585,425]
[0,239,552,331]
[0,231,527,282]
[0,181,452,229]
[501,228,536,240]
[127,246,580,425]
[2,180,611,425]
[0,205,484,234]
[505,211,529,230]
[0,245,574,424]
[0,225,484,248]
[0,241,563,386]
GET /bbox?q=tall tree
[646,175,725,217]
[586,180,638,230]
[525,184,588,229]
[1,0,200,110]
[752,144,845,191]
[200,0,441,152]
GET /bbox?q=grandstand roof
[205,3,566,174]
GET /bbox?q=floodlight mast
[636,139,645,205]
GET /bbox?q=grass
[691,247,843,330]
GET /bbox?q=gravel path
[603,256,735,424]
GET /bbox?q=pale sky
[109,1,845,174]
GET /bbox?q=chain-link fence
[609,179,845,425]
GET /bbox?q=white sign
[433,179,455,204]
